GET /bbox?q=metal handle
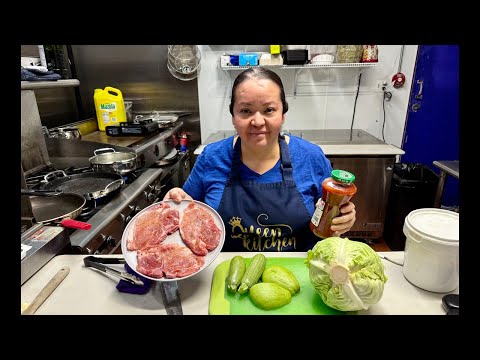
[21,189,62,196]
[44,170,67,183]
[415,80,424,99]
[104,178,124,192]
[94,147,116,156]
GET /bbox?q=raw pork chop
[136,243,205,279]
[127,203,179,251]
[179,202,222,256]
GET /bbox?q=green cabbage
[305,237,387,311]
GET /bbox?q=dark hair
[229,67,289,115]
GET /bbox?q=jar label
[311,199,325,227]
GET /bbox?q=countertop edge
[195,143,405,156]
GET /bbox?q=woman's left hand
[330,201,356,236]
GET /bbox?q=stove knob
[105,236,115,247]
[155,184,165,195]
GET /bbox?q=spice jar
[310,170,357,238]
[361,45,378,63]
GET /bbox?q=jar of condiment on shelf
[310,170,357,238]
[179,132,188,152]
[361,45,378,63]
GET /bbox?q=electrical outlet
[377,80,388,91]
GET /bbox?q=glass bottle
[361,45,378,63]
[310,169,357,238]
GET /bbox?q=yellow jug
[93,86,127,131]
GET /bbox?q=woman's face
[232,77,285,150]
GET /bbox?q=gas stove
[23,151,190,254]
[67,150,190,255]
[22,118,191,255]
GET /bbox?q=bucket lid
[404,208,459,245]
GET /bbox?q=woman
[164,67,356,251]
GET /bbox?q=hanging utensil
[22,266,70,315]
[392,45,406,88]
[167,45,201,81]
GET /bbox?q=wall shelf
[220,63,378,96]
[221,63,378,70]
[21,79,80,90]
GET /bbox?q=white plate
[121,200,225,282]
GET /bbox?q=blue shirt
[183,135,333,216]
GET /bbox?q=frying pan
[38,170,124,201]
[21,190,91,230]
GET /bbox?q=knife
[158,281,183,315]
[83,256,144,286]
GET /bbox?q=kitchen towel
[21,67,61,81]
[116,263,152,295]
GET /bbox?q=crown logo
[229,217,242,226]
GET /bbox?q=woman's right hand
[163,187,193,203]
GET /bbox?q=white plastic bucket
[402,208,459,293]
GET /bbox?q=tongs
[83,256,144,286]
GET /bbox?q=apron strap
[228,137,243,184]
[279,135,294,182]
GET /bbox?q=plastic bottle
[310,169,357,238]
[93,87,127,131]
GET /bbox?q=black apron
[218,136,317,252]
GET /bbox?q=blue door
[401,45,459,207]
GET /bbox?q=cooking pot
[48,127,82,140]
[89,148,137,175]
[21,189,91,230]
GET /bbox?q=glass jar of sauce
[310,169,357,238]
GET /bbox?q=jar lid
[331,169,355,183]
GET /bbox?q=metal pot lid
[90,151,137,165]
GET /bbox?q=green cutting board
[209,257,355,315]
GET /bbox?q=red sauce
[310,170,357,238]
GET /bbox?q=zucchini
[262,265,300,295]
[237,254,267,294]
[225,256,246,293]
